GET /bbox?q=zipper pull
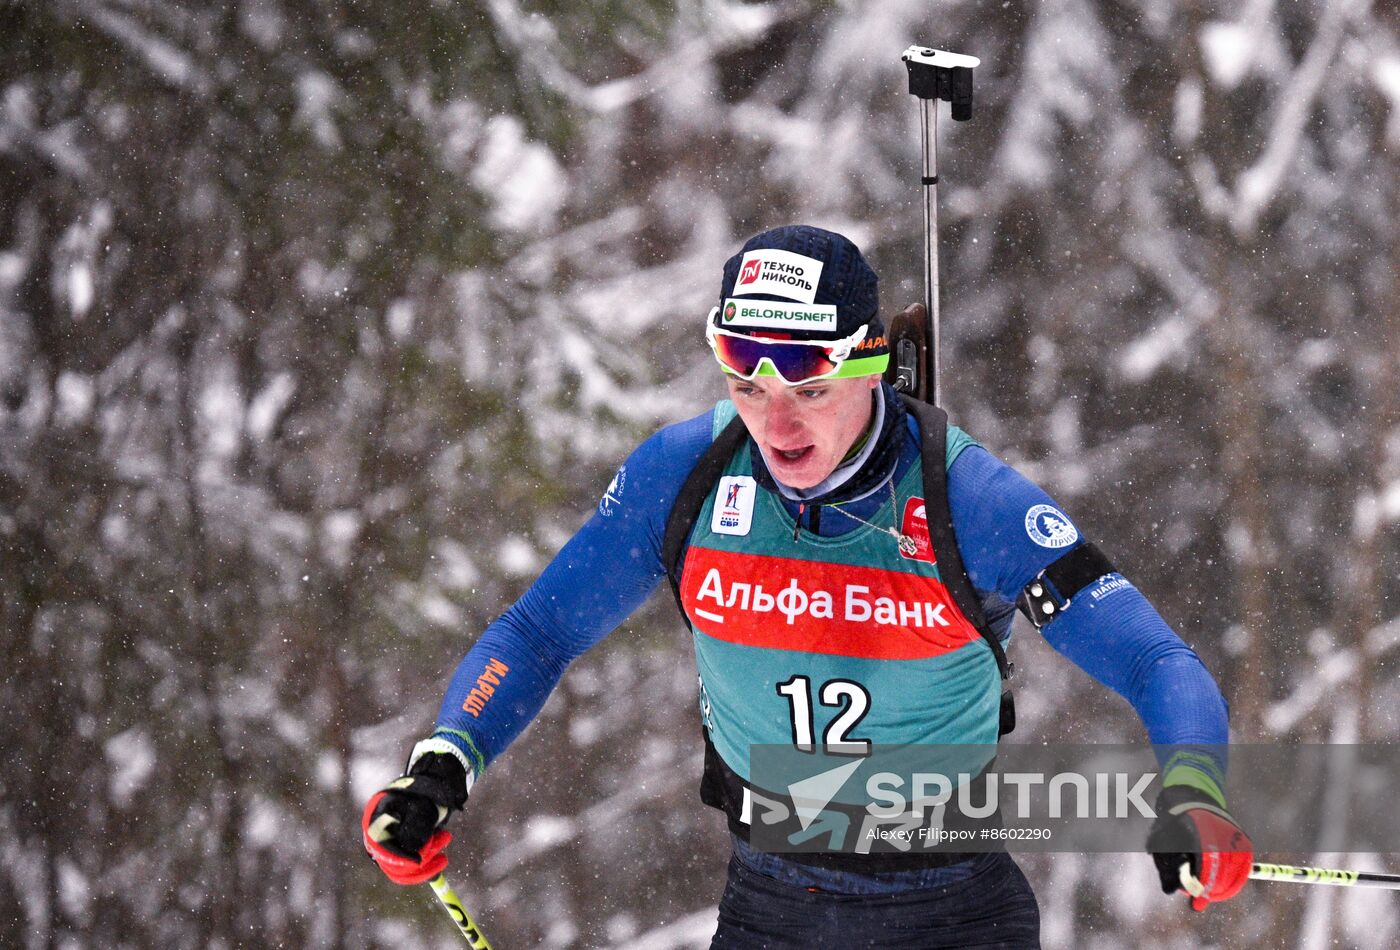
[793,503,804,542]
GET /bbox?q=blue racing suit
[422,386,1229,944]
[432,397,1227,770]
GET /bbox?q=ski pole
[1248,862,1400,890]
[428,873,494,947]
[901,45,979,408]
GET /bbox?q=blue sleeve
[948,446,1229,751]
[429,410,717,775]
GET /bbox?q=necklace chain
[822,479,918,556]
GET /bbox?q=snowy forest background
[2,0,1398,947]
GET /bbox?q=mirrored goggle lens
[711,333,840,383]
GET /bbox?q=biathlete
[363,225,1252,948]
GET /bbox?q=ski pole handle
[1250,862,1400,890]
[428,873,494,948]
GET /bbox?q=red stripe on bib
[681,547,981,660]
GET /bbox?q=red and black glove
[1146,784,1253,912]
[362,750,470,885]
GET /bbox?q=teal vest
[680,401,1001,786]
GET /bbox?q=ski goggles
[706,309,884,384]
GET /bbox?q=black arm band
[1016,541,1117,629]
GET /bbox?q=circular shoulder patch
[1024,504,1079,549]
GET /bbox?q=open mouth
[772,445,814,464]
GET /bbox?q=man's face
[725,374,881,489]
